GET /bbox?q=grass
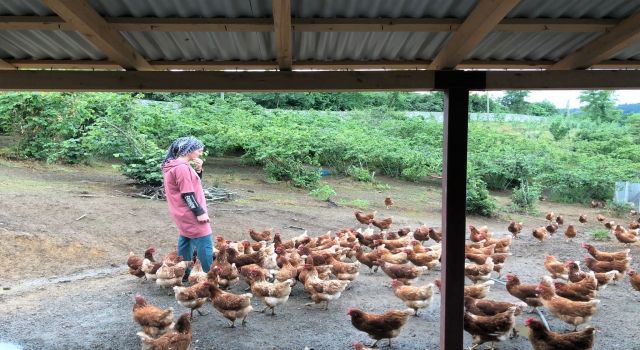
[338,198,370,209]
[591,229,611,241]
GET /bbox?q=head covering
[162,136,204,166]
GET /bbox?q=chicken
[581,243,630,262]
[246,269,293,315]
[532,227,547,243]
[377,260,428,285]
[464,306,518,350]
[302,262,350,310]
[591,200,605,208]
[465,244,495,256]
[464,296,523,317]
[434,279,494,299]
[469,225,487,243]
[566,261,616,290]
[465,252,510,265]
[630,221,640,230]
[376,248,409,265]
[505,274,541,310]
[507,221,523,239]
[225,245,264,269]
[544,255,569,280]
[409,240,430,253]
[465,257,494,284]
[413,225,429,242]
[372,217,393,231]
[354,244,381,273]
[545,223,559,235]
[584,256,629,279]
[136,313,192,350]
[212,248,240,289]
[127,251,147,279]
[197,280,253,328]
[545,211,555,221]
[613,225,638,245]
[525,317,595,350]
[579,214,587,223]
[405,248,440,270]
[604,220,615,229]
[249,228,272,242]
[482,236,511,253]
[323,253,361,281]
[629,270,640,292]
[563,224,577,242]
[275,256,299,286]
[536,276,600,331]
[552,281,596,302]
[596,213,606,222]
[156,260,193,288]
[428,227,442,243]
[391,279,434,316]
[555,215,564,225]
[132,294,174,337]
[187,258,208,285]
[384,196,393,209]
[172,281,210,318]
[347,307,413,347]
[355,211,375,225]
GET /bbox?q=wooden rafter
[549,11,640,70]
[272,0,292,71]
[41,0,152,71]
[0,16,618,33]
[0,59,16,70]
[429,0,521,70]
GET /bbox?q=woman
[161,136,214,279]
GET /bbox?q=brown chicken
[555,215,564,225]
[413,225,430,242]
[544,255,569,280]
[173,281,210,318]
[428,227,442,243]
[505,274,541,310]
[353,244,381,273]
[347,307,413,347]
[552,281,595,302]
[526,317,595,350]
[403,249,439,270]
[212,248,240,289]
[596,213,606,222]
[532,227,547,243]
[629,270,640,292]
[584,256,629,279]
[128,250,151,279]
[464,296,523,317]
[302,262,350,310]
[249,228,272,242]
[384,196,393,209]
[535,277,600,331]
[465,257,494,284]
[604,220,616,229]
[391,279,434,316]
[434,279,494,299]
[136,313,192,350]
[247,269,293,315]
[469,225,487,243]
[566,261,616,290]
[481,236,512,253]
[377,260,428,285]
[464,306,518,350]
[323,253,361,281]
[579,214,588,223]
[197,280,253,327]
[355,211,375,225]
[591,199,605,208]
[225,245,264,269]
[156,259,193,288]
[613,225,638,245]
[630,221,640,230]
[409,240,429,254]
[545,211,555,221]
[372,217,393,231]
[581,243,630,262]
[507,221,523,239]
[545,223,559,235]
[564,224,577,242]
[132,294,174,337]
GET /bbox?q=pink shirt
[162,159,211,238]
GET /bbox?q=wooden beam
[550,12,640,70]
[430,0,521,70]
[272,0,292,71]
[0,59,16,70]
[0,16,619,33]
[484,70,640,89]
[6,59,121,70]
[294,60,433,70]
[41,0,152,71]
[150,60,279,71]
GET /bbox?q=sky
[486,90,640,109]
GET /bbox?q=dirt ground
[0,157,639,350]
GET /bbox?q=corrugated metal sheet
[469,32,601,61]
[0,0,52,16]
[293,0,477,18]
[121,31,274,61]
[613,42,640,60]
[508,0,640,19]
[295,32,449,61]
[88,0,273,18]
[0,30,105,60]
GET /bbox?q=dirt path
[1,158,639,349]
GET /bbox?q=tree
[501,90,530,114]
[579,90,622,123]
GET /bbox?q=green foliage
[340,199,370,209]
[469,93,507,113]
[608,201,635,218]
[115,143,165,186]
[264,157,321,189]
[511,180,542,213]
[527,100,559,117]
[591,229,611,241]
[347,166,375,182]
[549,119,571,140]
[579,90,622,123]
[466,176,497,217]
[501,91,530,114]
[309,184,336,201]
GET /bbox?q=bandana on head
[162,136,204,166]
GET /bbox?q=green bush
[608,201,635,218]
[264,158,321,189]
[310,184,336,201]
[466,176,497,217]
[511,179,542,213]
[347,165,375,182]
[114,144,165,186]
[591,229,610,241]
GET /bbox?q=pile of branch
[130,186,238,202]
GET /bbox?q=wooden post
[440,87,469,349]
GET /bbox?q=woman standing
[161,136,214,280]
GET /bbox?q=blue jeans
[178,234,214,277]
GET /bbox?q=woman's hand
[192,158,203,172]
[196,213,210,223]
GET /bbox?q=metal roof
[1,0,640,71]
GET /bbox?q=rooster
[132,294,174,337]
[347,307,413,347]
[137,313,192,350]
[464,306,518,350]
[526,317,595,350]
[197,280,253,328]
[391,279,434,316]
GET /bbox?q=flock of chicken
[126,205,640,350]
